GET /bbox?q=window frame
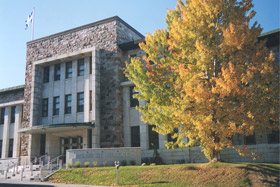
[0,108,5,124]
[10,106,16,123]
[8,139,13,158]
[130,86,139,107]
[148,125,159,149]
[42,98,48,117]
[65,61,72,79]
[77,58,85,76]
[131,126,140,147]
[65,94,72,114]
[53,96,60,116]
[54,64,61,81]
[43,66,50,83]
[77,92,84,112]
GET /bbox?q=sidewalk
[0,179,109,187]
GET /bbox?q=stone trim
[0,100,24,107]
[120,81,134,87]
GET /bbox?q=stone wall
[22,16,144,156]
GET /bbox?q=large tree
[124,0,279,162]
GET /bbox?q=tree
[124,0,279,162]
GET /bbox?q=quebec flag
[25,10,34,30]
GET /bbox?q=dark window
[77,58,84,76]
[131,126,140,147]
[65,94,72,114]
[54,64,61,81]
[8,139,13,157]
[148,125,159,149]
[268,130,280,144]
[167,128,179,143]
[77,92,84,112]
[130,86,139,107]
[88,129,92,148]
[42,98,48,117]
[0,108,5,124]
[89,91,92,111]
[0,140,2,158]
[10,106,16,123]
[65,61,72,79]
[89,56,92,74]
[53,96,60,115]
[43,66,50,83]
[244,133,256,145]
[40,134,46,155]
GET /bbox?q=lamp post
[114,161,120,185]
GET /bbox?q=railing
[39,155,65,181]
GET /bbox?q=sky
[0,0,279,89]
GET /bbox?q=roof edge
[0,85,25,94]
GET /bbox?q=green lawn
[48,162,280,187]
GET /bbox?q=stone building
[0,16,279,167]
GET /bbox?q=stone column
[13,105,21,158]
[123,86,131,147]
[82,129,88,148]
[2,107,11,158]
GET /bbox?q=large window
[89,90,92,111]
[77,58,85,76]
[0,140,2,158]
[10,106,16,123]
[167,128,178,143]
[0,108,5,124]
[65,61,72,79]
[53,96,60,116]
[77,92,84,112]
[89,56,92,74]
[65,94,72,114]
[131,126,140,147]
[40,134,46,155]
[8,139,13,157]
[268,130,280,144]
[54,64,61,81]
[42,98,48,117]
[130,86,139,107]
[43,66,50,83]
[148,125,159,149]
[244,133,256,145]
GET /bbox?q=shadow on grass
[238,164,280,186]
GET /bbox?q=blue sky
[0,0,279,89]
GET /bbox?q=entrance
[61,136,83,156]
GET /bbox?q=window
[244,133,256,145]
[89,90,92,111]
[88,129,92,148]
[54,64,61,81]
[10,106,16,123]
[8,139,13,157]
[89,56,92,74]
[65,94,72,114]
[0,108,5,124]
[77,92,84,112]
[53,96,60,115]
[131,126,140,147]
[65,61,72,79]
[148,125,159,149]
[43,66,50,83]
[77,58,85,76]
[130,86,139,107]
[42,98,48,117]
[40,134,46,155]
[0,140,2,158]
[167,128,178,143]
[268,130,280,144]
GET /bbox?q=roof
[0,85,25,94]
[27,16,144,45]
[258,28,279,47]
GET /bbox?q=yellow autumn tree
[124,0,279,162]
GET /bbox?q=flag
[25,10,34,30]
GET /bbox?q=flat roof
[0,85,25,94]
[27,16,144,45]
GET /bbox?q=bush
[84,162,90,167]
[74,161,81,168]
[130,160,136,165]
[121,160,127,166]
[102,162,107,167]
[67,162,72,168]
[141,163,146,166]
[150,163,156,166]
[92,161,98,167]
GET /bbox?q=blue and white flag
[25,10,34,30]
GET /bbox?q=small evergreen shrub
[102,162,107,167]
[150,163,156,166]
[141,163,146,166]
[74,161,81,168]
[84,162,90,167]
[67,162,72,168]
[92,161,98,167]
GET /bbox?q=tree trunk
[211,150,221,163]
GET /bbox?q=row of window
[0,107,16,125]
[43,57,92,83]
[42,92,85,117]
[0,139,13,158]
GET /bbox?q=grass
[48,162,280,187]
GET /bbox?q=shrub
[150,163,156,166]
[92,161,98,167]
[102,162,107,167]
[130,160,136,165]
[84,162,90,167]
[121,160,127,166]
[74,161,81,168]
[67,162,72,168]
[141,163,146,166]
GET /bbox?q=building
[0,16,279,167]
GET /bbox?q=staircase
[0,155,65,182]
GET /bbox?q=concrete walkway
[0,179,109,187]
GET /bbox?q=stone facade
[0,86,24,104]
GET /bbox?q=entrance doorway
[61,136,83,156]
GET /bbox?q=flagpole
[32,7,35,40]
